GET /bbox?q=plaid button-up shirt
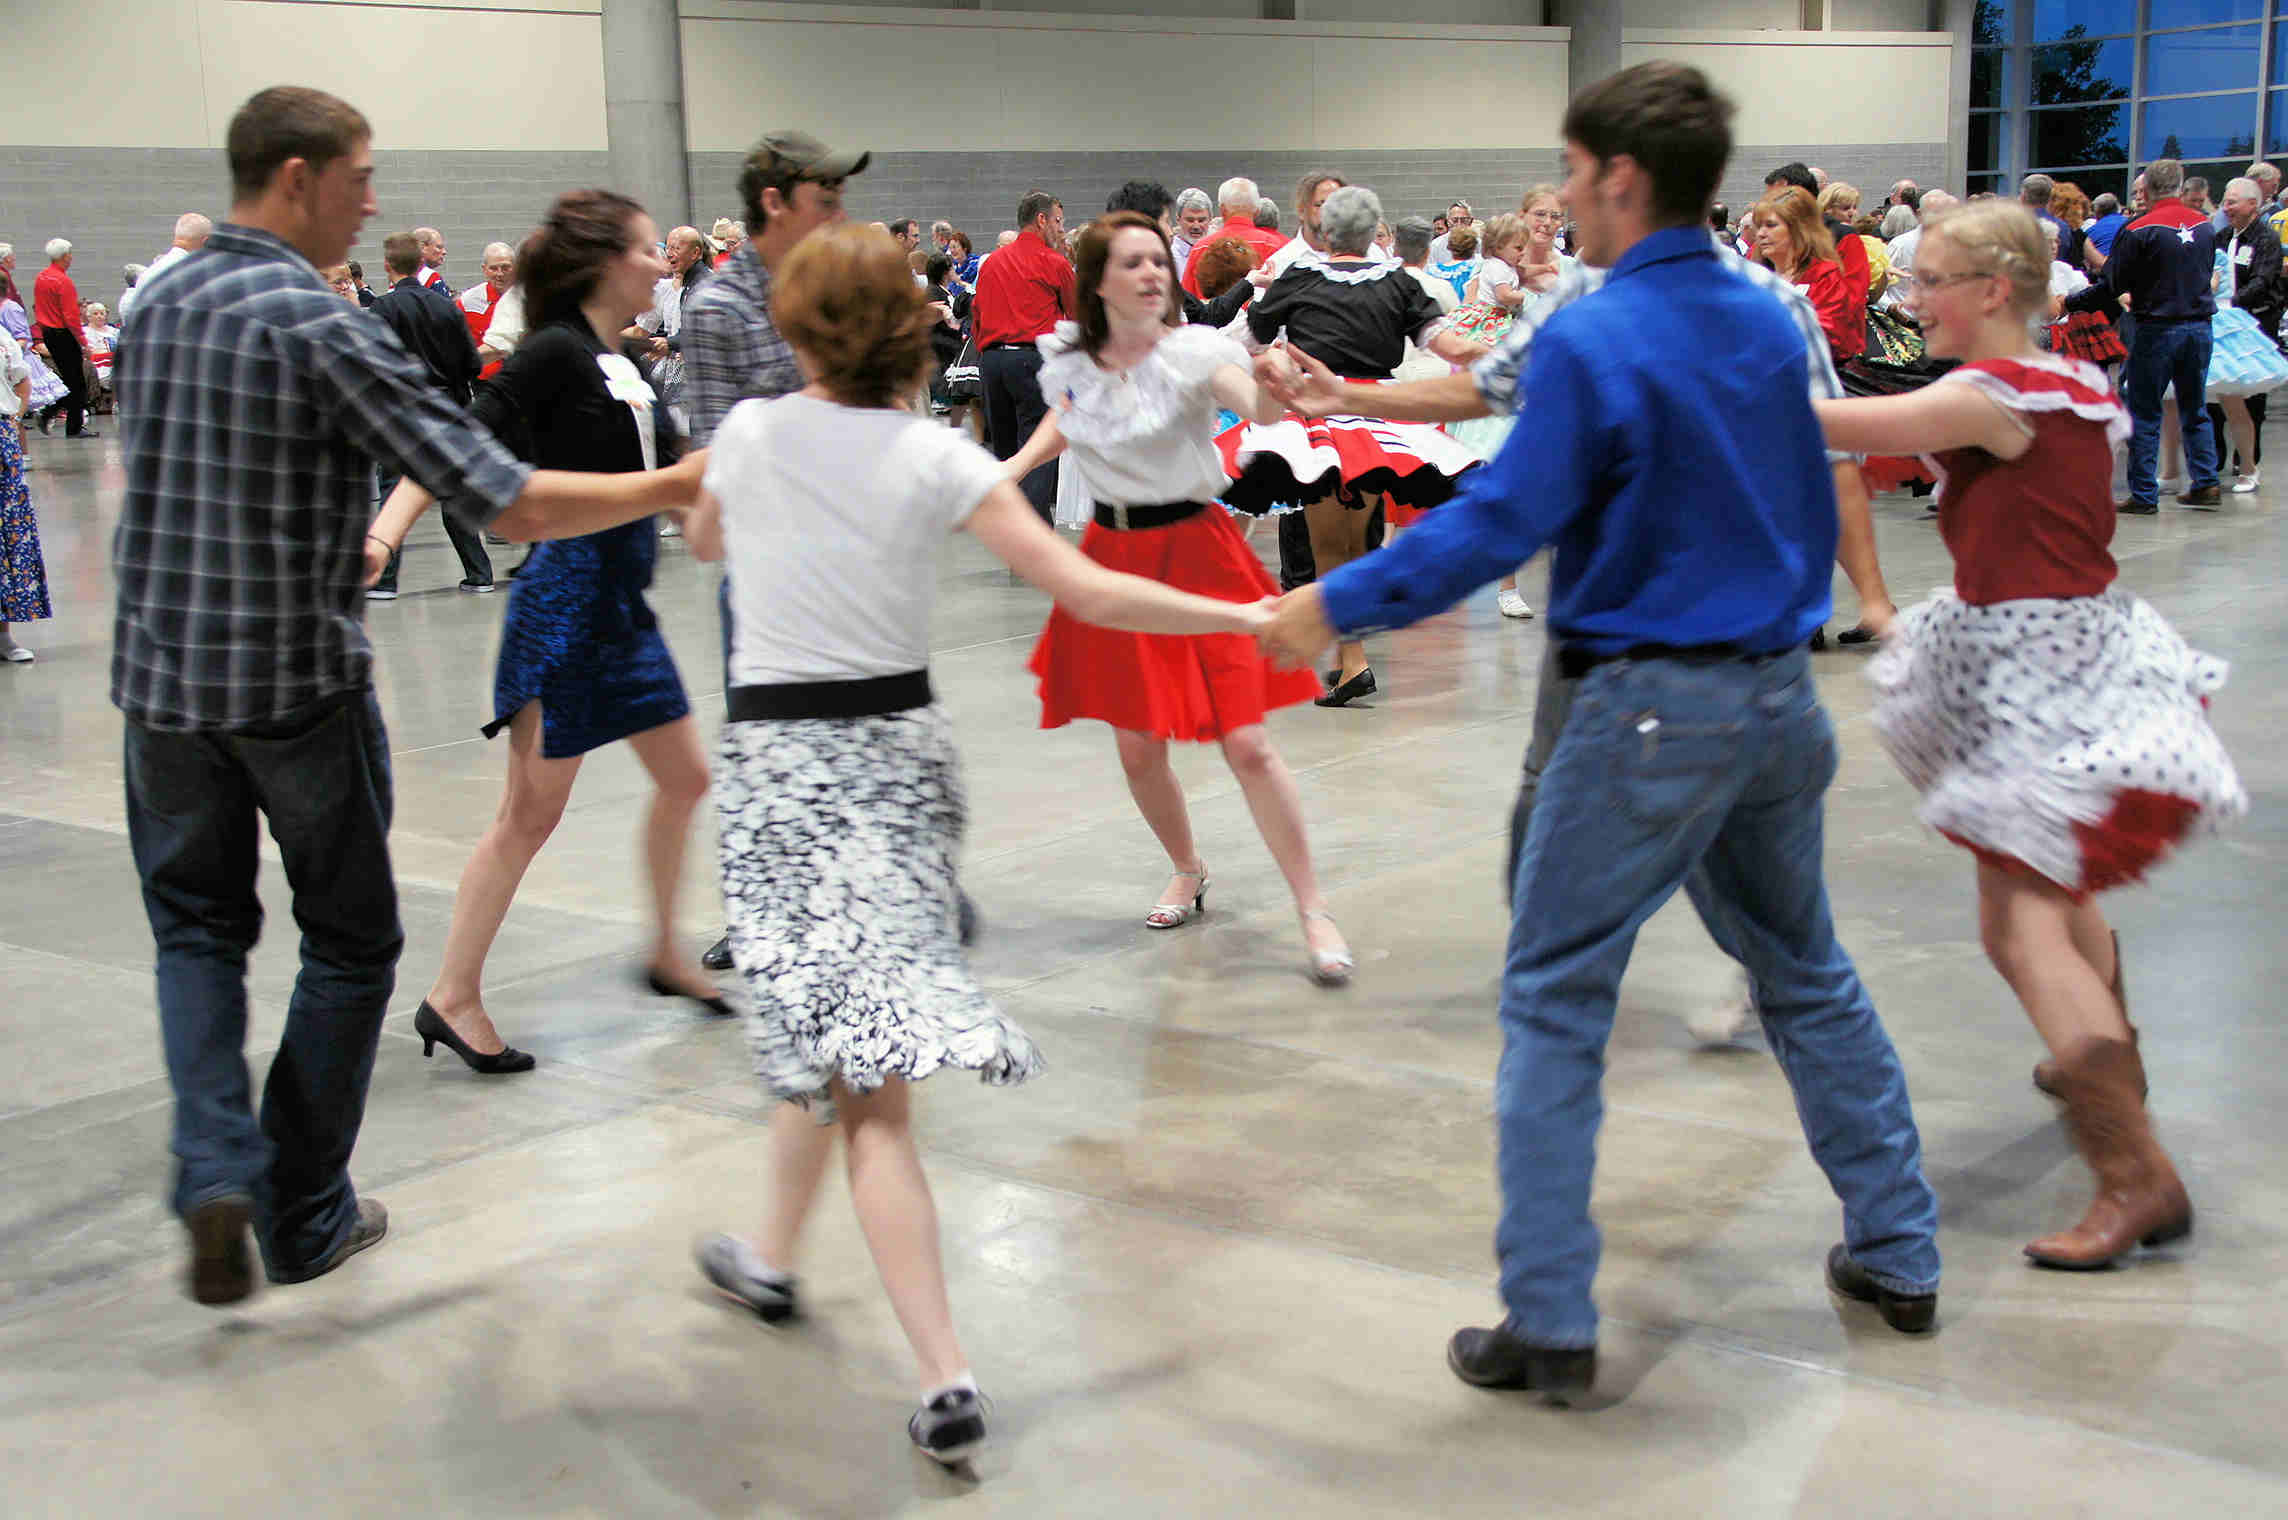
[111,224,531,731]
[680,244,802,446]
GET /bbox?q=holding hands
[1254,585,1335,669]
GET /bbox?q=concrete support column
[1552,0,1622,101]
[602,0,692,231]
[1940,0,1974,193]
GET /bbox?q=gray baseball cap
[758,130,870,182]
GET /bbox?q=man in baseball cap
[679,129,870,973]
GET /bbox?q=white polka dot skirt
[1868,589,2248,894]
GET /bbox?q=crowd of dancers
[106,65,2245,1469]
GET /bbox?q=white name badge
[2235,242,2255,266]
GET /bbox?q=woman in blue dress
[370,190,722,1073]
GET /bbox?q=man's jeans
[1497,650,1939,1346]
[2123,319,2217,503]
[123,688,403,1275]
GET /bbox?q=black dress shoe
[1446,1322,1596,1403]
[957,890,981,946]
[65,427,100,439]
[701,934,734,972]
[1315,667,1377,708]
[1809,627,1829,652]
[2116,498,2159,516]
[645,967,735,1017]
[1825,1243,1937,1334]
[1836,624,1880,646]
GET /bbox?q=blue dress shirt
[1319,225,1836,657]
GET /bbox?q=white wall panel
[682,8,1569,152]
[0,0,211,147]
[1621,33,1952,145]
[196,1,608,151]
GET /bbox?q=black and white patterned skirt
[714,706,1042,1121]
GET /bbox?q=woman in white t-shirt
[999,211,1353,984]
[683,224,1269,1469]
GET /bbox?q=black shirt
[473,316,685,475]
[372,274,480,405]
[1246,259,1446,380]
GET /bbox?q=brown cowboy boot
[2033,932,2143,1100]
[2024,1037,2193,1269]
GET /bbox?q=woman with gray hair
[1218,185,1486,706]
[1878,203,1918,241]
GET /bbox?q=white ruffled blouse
[1036,322,1249,508]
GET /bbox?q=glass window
[2270,88,2288,154]
[1973,0,2012,48]
[2148,0,2264,27]
[1970,111,2011,174]
[2273,21,2288,86]
[2034,0,2133,42]
[1966,172,2009,200]
[1973,47,2010,109]
[2031,103,2129,165]
[2143,24,2262,98]
[2044,167,2131,202]
[2143,92,2261,159]
[2033,37,2131,103]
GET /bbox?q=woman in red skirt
[1002,211,1351,983]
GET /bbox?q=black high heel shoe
[414,1001,535,1075]
[645,968,736,1018]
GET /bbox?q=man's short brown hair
[1017,190,1060,230]
[382,232,422,277]
[773,223,932,408]
[226,86,371,201]
[1561,61,1733,226]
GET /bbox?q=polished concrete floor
[4,428,2287,1518]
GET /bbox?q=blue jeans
[123,688,402,1275]
[2122,319,2217,502]
[1497,650,1939,1346]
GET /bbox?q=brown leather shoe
[2024,1039,2192,1269]
[2034,933,2141,1099]
[2116,497,2159,516]
[2177,484,2223,508]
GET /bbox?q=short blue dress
[474,319,690,758]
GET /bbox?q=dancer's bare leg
[1833,462,1897,634]
[1115,727,1205,910]
[424,702,582,1053]
[757,1101,838,1269]
[625,715,715,994]
[1305,494,1367,682]
[2220,395,2258,479]
[1219,723,1348,962]
[838,1077,969,1391]
[1977,861,2133,1062]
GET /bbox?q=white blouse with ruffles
[1036,321,1248,509]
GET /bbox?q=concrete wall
[0,0,1951,315]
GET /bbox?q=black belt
[726,670,932,721]
[984,342,1039,352]
[1556,642,1782,681]
[1092,500,1206,532]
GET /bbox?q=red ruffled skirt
[1029,509,1320,741]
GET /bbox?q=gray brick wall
[0,137,1945,319]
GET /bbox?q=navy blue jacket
[2067,198,2217,324]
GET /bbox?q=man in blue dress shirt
[1261,62,1941,1399]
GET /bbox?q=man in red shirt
[33,238,95,438]
[459,241,516,377]
[1180,176,1286,296]
[971,189,1072,521]
[412,226,447,288]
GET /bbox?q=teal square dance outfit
[470,318,690,755]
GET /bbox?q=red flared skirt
[1029,508,1321,741]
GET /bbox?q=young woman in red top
[1814,201,2245,1272]
[1754,187,1896,643]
